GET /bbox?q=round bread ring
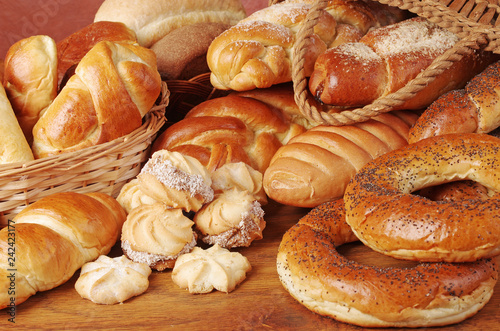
[344,133,500,262]
[277,199,498,328]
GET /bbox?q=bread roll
[31,40,162,158]
[94,0,246,47]
[0,192,127,309]
[3,35,58,144]
[0,83,34,164]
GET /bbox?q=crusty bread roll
[0,192,127,309]
[263,110,418,207]
[151,22,230,80]
[31,40,162,158]
[151,86,309,173]
[309,17,498,109]
[3,35,58,144]
[56,21,137,88]
[207,0,407,91]
[94,0,246,48]
[0,83,34,164]
[408,60,500,143]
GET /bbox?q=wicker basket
[0,82,170,227]
[288,0,500,125]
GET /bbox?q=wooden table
[6,200,499,330]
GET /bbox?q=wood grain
[5,200,499,330]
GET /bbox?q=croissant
[309,17,498,109]
[31,40,162,158]
[408,60,500,143]
[207,0,407,91]
[263,110,418,208]
[0,192,127,309]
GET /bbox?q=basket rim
[0,81,169,176]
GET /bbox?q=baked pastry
[94,0,246,47]
[0,82,34,164]
[210,162,267,205]
[263,110,418,207]
[137,150,214,212]
[31,40,162,158]
[121,202,197,271]
[0,192,127,308]
[151,87,308,173]
[2,35,58,144]
[194,188,265,248]
[116,178,158,214]
[56,21,137,88]
[172,244,251,293]
[207,0,407,91]
[75,255,151,305]
[277,199,498,327]
[408,60,500,143]
[309,17,497,109]
[151,22,231,80]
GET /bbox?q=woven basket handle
[291,0,489,126]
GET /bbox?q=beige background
[0,0,269,59]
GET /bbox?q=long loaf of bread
[309,17,498,109]
[207,0,407,91]
[408,60,500,143]
[0,192,127,309]
[263,110,419,208]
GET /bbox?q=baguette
[408,60,500,143]
[207,0,407,91]
[309,17,498,109]
[263,110,418,207]
[0,192,127,309]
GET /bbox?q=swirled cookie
[172,244,251,293]
[194,188,265,248]
[138,150,214,212]
[121,203,197,271]
[211,162,267,205]
[116,178,157,214]
[75,255,151,304]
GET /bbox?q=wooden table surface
[5,199,499,330]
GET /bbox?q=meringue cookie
[172,244,251,293]
[121,202,197,270]
[194,188,265,248]
[211,162,267,205]
[138,150,214,212]
[75,255,151,305]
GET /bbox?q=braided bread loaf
[207,0,407,91]
[151,85,308,173]
[263,110,419,207]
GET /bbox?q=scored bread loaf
[3,35,58,144]
[31,40,162,158]
[151,85,309,173]
[0,192,127,309]
[207,0,407,91]
[94,0,246,48]
[309,17,498,109]
[408,60,500,143]
[0,83,34,164]
[263,110,419,208]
